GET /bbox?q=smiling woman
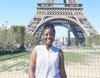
[29,22,67,78]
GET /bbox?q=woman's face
[43,27,55,47]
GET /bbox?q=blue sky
[0,0,100,38]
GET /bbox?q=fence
[0,46,100,78]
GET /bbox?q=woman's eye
[45,34,48,36]
[45,33,54,37]
[51,34,54,36]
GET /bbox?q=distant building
[54,36,67,47]
[63,36,67,45]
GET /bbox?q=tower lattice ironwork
[26,0,98,45]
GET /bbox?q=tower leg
[75,38,79,46]
[67,30,71,46]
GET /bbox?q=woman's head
[42,22,55,47]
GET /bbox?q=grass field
[0,51,99,71]
[0,50,100,78]
[0,51,31,73]
[64,52,87,64]
[0,51,30,61]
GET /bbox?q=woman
[29,22,67,78]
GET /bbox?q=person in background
[29,22,67,78]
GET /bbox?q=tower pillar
[67,30,71,46]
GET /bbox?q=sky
[0,0,100,38]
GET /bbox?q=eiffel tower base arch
[26,2,98,46]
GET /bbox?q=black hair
[42,22,55,34]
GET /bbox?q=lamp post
[4,21,9,42]
[5,21,9,29]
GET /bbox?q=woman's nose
[47,35,51,38]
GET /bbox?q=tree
[24,33,37,48]
[85,36,92,46]
[10,25,25,45]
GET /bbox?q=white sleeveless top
[35,45,61,78]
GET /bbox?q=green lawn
[88,52,100,55]
[0,51,31,61]
[0,51,31,73]
[0,51,100,73]
[64,52,87,64]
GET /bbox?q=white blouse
[35,45,61,78]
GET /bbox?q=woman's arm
[59,49,67,78]
[29,47,37,78]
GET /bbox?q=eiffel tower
[26,0,98,45]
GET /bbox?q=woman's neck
[45,44,52,50]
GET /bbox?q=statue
[42,0,54,3]
[64,0,77,4]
